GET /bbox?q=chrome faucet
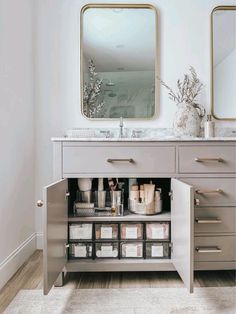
[119,117,124,138]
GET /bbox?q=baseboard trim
[0,233,36,290]
[36,232,43,249]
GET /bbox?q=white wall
[35,0,236,238]
[215,49,236,118]
[0,0,35,288]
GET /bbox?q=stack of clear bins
[69,223,93,259]
[145,222,170,259]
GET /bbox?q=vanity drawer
[194,207,236,234]
[194,236,236,262]
[179,145,236,173]
[182,178,236,206]
[63,145,176,175]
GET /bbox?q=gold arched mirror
[80,4,158,119]
[211,6,236,120]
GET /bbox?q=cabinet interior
[66,177,172,261]
[67,177,171,216]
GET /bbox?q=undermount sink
[66,128,148,139]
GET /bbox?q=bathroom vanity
[41,133,236,294]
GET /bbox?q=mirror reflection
[81,5,157,119]
[212,7,236,120]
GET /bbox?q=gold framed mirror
[211,6,236,120]
[80,4,158,119]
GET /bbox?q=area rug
[4,287,236,314]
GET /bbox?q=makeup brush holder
[129,190,162,215]
[74,191,95,216]
[109,190,124,216]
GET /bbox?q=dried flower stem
[157,66,203,104]
[83,59,105,118]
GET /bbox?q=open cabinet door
[43,179,68,295]
[171,178,194,293]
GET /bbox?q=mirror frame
[211,5,236,121]
[80,3,159,120]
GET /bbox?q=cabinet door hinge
[169,190,173,200]
[65,191,70,200]
[65,243,69,256]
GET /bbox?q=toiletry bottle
[118,182,125,216]
[129,178,137,192]
[204,115,215,138]
[139,185,144,203]
[97,178,105,208]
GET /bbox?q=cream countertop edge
[51,137,236,142]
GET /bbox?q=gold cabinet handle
[37,200,44,207]
[65,244,69,255]
[196,189,223,194]
[195,247,222,253]
[107,158,134,163]
[195,157,224,162]
[195,218,222,224]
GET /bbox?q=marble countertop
[51,128,236,142]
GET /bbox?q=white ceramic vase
[173,102,204,137]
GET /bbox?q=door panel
[171,178,194,293]
[43,179,68,295]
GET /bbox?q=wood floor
[0,250,235,312]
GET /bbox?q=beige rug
[4,287,236,314]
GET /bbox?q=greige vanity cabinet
[42,140,236,295]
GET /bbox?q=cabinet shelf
[66,258,174,272]
[68,211,171,222]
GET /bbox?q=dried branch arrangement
[83,59,105,118]
[158,66,203,104]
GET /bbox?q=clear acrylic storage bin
[145,242,170,259]
[95,242,119,258]
[69,223,93,240]
[129,189,162,215]
[69,243,93,259]
[120,223,143,240]
[95,223,119,240]
[74,191,95,216]
[146,222,170,240]
[120,242,143,258]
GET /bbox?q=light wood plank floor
[0,250,235,312]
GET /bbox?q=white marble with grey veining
[51,127,236,142]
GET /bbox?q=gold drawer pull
[107,158,134,163]
[195,157,224,162]
[195,247,222,253]
[195,218,222,224]
[196,189,223,194]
